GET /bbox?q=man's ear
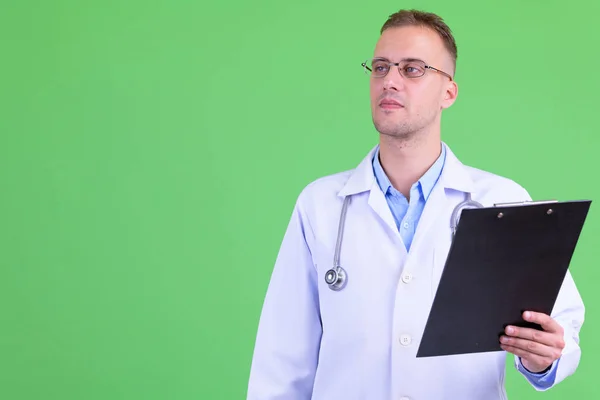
[441,80,458,109]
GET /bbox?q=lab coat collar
[337,141,476,197]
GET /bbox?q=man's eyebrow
[372,56,427,64]
[402,57,426,63]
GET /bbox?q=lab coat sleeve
[513,186,585,391]
[516,352,560,390]
[246,196,321,400]
[514,269,584,391]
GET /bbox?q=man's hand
[499,311,565,373]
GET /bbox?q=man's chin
[372,118,411,137]
[376,128,413,140]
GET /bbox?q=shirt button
[403,222,409,229]
[401,273,413,283]
[400,334,412,346]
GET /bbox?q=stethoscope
[324,192,484,291]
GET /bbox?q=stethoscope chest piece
[325,266,347,291]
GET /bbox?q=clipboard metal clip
[493,199,558,207]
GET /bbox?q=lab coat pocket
[311,236,390,344]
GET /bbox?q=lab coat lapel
[337,145,402,241]
[368,181,401,240]
[337,146,378,198]
[440,142,477,194]
[410,143,476,251]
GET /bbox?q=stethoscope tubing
[325,192,482,291]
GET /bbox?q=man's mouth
[379,99,404,109]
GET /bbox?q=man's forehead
[373,26,445,61]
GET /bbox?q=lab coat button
[399,397,410,400]
[401,273,413,283]
[400,334,412,346]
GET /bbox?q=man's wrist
[520,358,553,375]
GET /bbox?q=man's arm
[506,270,585,391]
[246,198,322,400]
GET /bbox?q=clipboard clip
[493,199,558,207]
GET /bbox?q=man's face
[369,25,457,140]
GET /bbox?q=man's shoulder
[296,169,355,204]
[462,164,532,202]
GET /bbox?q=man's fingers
[500,344,554,372]
[500,312,565,374]
[504,325,564,348]
[523,311,564,334]
[503,312,566,349]
[499,336,560,358]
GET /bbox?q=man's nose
[383,67,405,91]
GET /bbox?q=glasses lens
[401,62,425,78]
[364,59,429,78]
[370,60,389,77]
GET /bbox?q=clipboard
[416,199,592,358]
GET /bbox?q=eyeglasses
[361,58,453,81]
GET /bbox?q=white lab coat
[247,143,584,400]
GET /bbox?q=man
[247,9,584,400]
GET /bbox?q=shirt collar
[372,144,446,201]
[337,142,474,198]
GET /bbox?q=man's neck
[377,133,442,199]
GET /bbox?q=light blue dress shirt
[371,144,558,388]
[372,145,446,252]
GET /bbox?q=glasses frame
[361,58,453,81]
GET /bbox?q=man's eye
[373,63,388,72]
[403,64,424,76]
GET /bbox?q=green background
[1,0,598,398]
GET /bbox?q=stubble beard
[373,117,416,141]
[372,108,438,146]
